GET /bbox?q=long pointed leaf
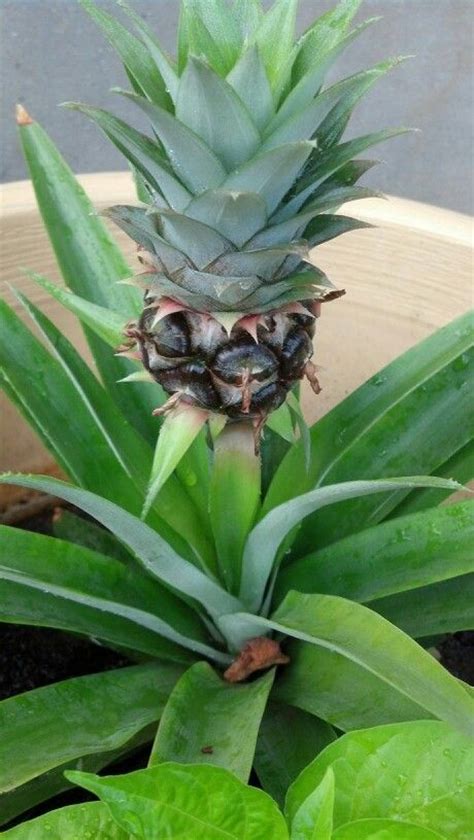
[264,312,474,550]
[17,113,158,442]
[275,501,474,605]
[292,0,363,83]
[177,57,260,170]
[0,663,182,793]
[80,0,171,108]
[220,592,474,737]
[119,0,180,104]
[241,477,460,612]
[0,474,242,618]
[150,662,274,781]
[227,44,274,132]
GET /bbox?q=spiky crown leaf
[68,0,407,313]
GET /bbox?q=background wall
[1,0,473,213]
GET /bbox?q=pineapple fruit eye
[211,340,279,385]
[279,328,314,380]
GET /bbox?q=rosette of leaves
[0,0,473,830]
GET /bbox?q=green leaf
[292,0,363,83]
[254,702,336,809]
[143,407,209,523]
[0,299,140,512]
[18,114,157,442]
[276,128,410,220]
[68,763,289,839]
[275,501,474,605]
[304,213,372,247]
[150,662,274,781]
[0,726,153,827]
[178,1,229,77]
[275,640,431,731]
[224,141,314,215]
[2,803,125,839]
[264,312,474,551]
[65,103,192,210]
[210,423,261,595]
[232,0,263,39]
[0,663,181,793]
[0,525,205,661]
[255,0,298,96]
[180,0,242,75]
[332,821,445,839]
[80,0,171,108]
[389,439,474,518]
[227,44,274,133]
[371,573,474,638]
[266,21,383,142]
[119,0,180,104]
[265,402,296,444]
[29,272,127,348]
[177,58,260,170]
[0,474,242,620]
[285,720,474,839]
[240,477,460,613]
[186,189,268,247]
[291,768,335,840]
[53,508,133,565]
[221,592,474,737]
[118,91,227,194]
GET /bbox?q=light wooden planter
[1,173,472,511]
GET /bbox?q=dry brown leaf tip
[224,637,290,683]
[16,104,34,126]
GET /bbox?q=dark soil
[438,631,474,685]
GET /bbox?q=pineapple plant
[66,0,406,435]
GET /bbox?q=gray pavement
[1,0,473,213]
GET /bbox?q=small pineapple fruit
[76,0,404,425]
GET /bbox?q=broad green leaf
[285,721,474,839]
[29,273,126,348]
[65,103,191,210]
[0,525,216,662]
[275,501,474,605]
[275,640,430,731]
[68,763,289,839]
[332,821,445,839]
[186,189,268,247]
[150,662,274,782]
[143,407,209,525]
[80,0,171,108]
[221,592,474,737]
[266,402,296,444]
[210,423,261,595]
[0,474,242,620]
[0,663,181,793]
[2,802,125,839]
[0,726,153,827]
[292,0,363,83]
[18,111,158,443]
[227,44,274,133]
[240,477,460,613]
[264,312,474,550]
[232,0,263,39]
[119,0,180,103]
[119,91,227,194]
[224,141,314,215]
[389,439,474,518]
[254,702,336,808]
[371,573,474,638]
[177,58,260,170]
[149,207,232,268]
[291,768,335,840]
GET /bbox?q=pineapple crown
[66,0,408,314]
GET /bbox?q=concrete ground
[1,0,473,213]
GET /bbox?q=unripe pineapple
[75,0,405,425]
